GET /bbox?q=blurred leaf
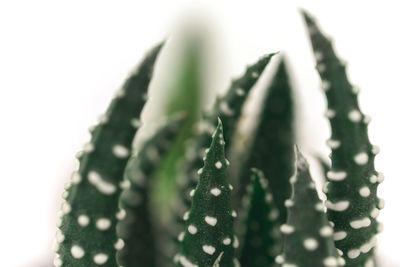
[232,57,295,223]
[152,33,205,222]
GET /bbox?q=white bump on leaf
[61,202,71,214]
[223,238,231,245]
[77,215,90,227]
[215,161,223,169]
[71,172,82,184]
[93,253,108,265]
[354,153,369,165]
[319,226,333,237]
[324,109,336,119]
[116,209,126,220]
[113,145,130,159]
[359,186,371,197]
[188,225,198,234]
[327,171,347,181]
[280,224,295,234]
[114,239,125,250]
[326,139,341,149]
[202,245,216,255]
[71,245,85,259]
[210,188,221,196]
[321,80,331,91]
[205,216,217,226]
[348,110,362,122]
[325,200,350,211]
[333,231,347,241]
[347,249,360,259]
[303,238,318,251]
[350,218,371,229]
[96,218,111,231]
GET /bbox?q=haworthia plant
[233,58,294,222]
[117,115,186,267]
[238,169,281,267]
[54,43,163,267]
[176,120,238,267]
[302,11,382,266]
[279,147,344,267]
[55,9,385,267]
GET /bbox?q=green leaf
[232,58,295,223]
[55,42,163,267]
[302,10,382,266]
[176,120,238,267]
[117,114,186,267]
[280,147,343,267]
[239,169,281,267]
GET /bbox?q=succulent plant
[54,9,382,267]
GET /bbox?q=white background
[0,1,399,266]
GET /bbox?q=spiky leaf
[302,11,382,266]
[280,148,343,267]
[176,120,237,267]
[233,58,294,222]
[55,43,163,267]
[239,169,281,267]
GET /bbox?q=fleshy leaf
[55,42,163,267]
[239,169,281,267]
[176,120,237,267]
[280,147,343,267]
[117,114,186,267]
[232,58,294,223]
[302,10,382,266]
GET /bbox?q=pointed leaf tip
[151,39,166,53]
[263,52,279,60]
[294,146,309,170]
[299,8,315,23]
[217,117,223,127]
[213,118,224,140]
